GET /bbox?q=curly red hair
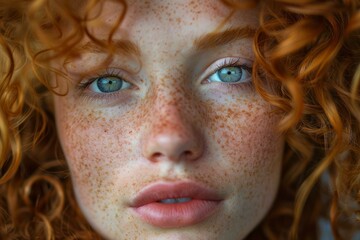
[0,0,359,239]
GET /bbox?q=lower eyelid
[203,81,254,96]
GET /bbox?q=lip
[130,181,223,228]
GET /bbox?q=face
[53,0,284,239]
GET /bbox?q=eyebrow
[77,26,255,56]
[79,39,141,57]
[193,26,256,50]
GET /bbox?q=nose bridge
[154,87,188,129]
[142,83,203,163]
[148,67,193,128]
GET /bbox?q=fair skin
[53,0,284,239]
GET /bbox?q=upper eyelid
[212,58,251,74]
[91,68,125,81]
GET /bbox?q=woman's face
[53,0,284,239]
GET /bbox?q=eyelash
[216,57,250,71]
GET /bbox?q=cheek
[203,98,283,231]
[205,97,283,207]
[207,97,282,168]
[54,98,142,208]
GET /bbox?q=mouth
[157,197,192,204]
[130,181,223,228]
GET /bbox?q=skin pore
[53,0,284,239]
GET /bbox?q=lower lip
[133,199,221,228]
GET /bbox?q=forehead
[88,0,259,41]
[60,0,259,74]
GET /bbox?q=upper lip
[130,181,223,207]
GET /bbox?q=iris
[96,77,123,93]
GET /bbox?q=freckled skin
[54,1,284,240]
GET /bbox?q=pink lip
[130,181,223,228]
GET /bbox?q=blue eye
[89,76,131,93]
[208,65,251,83]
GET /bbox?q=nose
[142,100,204,163]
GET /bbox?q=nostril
[149,152,163,162]
[183,150,192,157]
[153,152,162,158]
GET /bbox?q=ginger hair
[0,0,359,239]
